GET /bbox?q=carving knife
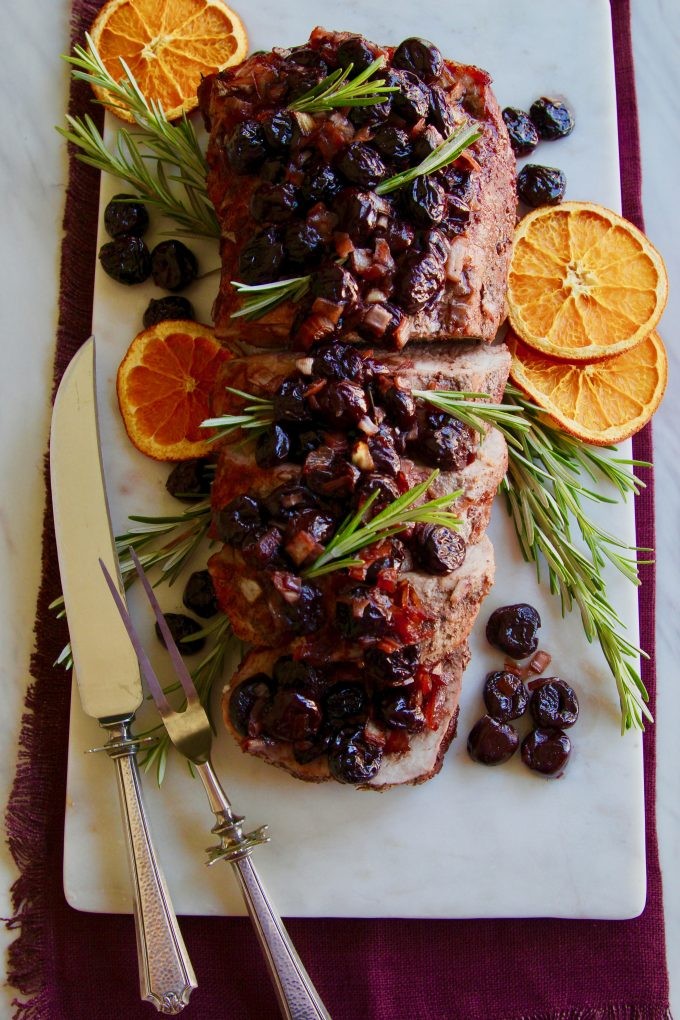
[50,337,196,1014]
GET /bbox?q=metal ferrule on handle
[97,720,197,1014]
[195,760,331,1020]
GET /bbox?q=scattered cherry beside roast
[529,677,579,729]
[154,613,205,655]
[468,602,580,778]
[485,602,541,658]
[467,715,519,766]
[483,670,528,722]
[521,728,571,777]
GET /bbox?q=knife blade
[50,337,197,1014]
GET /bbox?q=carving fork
[100,550,331,1020]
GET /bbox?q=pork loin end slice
[224,644,470,789]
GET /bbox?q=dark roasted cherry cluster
[467,604,579,778]
[228,647,442,783]
[214,343,472,629]
[99,194,200,315]
[502,96,574,208]
[212,344,473,779]
[220,34,479,346]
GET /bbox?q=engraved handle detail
[194,760,330,1020]
[106,723,197,1013]
[233,855,331,1020]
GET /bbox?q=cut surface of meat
[207,337,510,786]
[198,28,516,350]
[224,643,469,789]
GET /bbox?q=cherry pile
[467,602,580,778]
[502,96,574,208]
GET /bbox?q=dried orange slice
[507,328,667,445]
[508,202,668,361]
[89,0,248,122]
[117,320,231,460]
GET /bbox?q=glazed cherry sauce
[216,342,475,779]
[201,31,481,348]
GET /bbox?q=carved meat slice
[198,28,516,350]
[207,337,510,787]
[224,643,470,789]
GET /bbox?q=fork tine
[128,548,200,706]
[98,558,172,718]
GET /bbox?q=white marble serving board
[63,0,646,919]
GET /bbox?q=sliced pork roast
[208,340,510,786]
[198,27,516,350]
[225,644,470,789]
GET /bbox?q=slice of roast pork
[223,643,470,789]
[198,28,516,351]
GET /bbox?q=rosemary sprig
[201,387,274,441]
[229,275,311,321]
[500,385,651,732]
[375,123,482,195]
[201,387,529,447]
[51,499,214,669]
[304,471,462,578]
[287,57,397,114]
[58,36,219,238]
[138,616,234,784]
[115,499,213,586]
[413,390,531,441]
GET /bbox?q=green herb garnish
[51,499,214,670]
[375,123,482,195]
[287,57,397,114]
[58,36,219,238]
[303,471,461,578]
[413,390,530,439]
[229,275,311,321]
[201,387,275,441]
[500,385,650,732]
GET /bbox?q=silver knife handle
[103,722,197,1014]
[232,854,331,1020]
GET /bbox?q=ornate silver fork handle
[100,552,332,1019]
[196,759,331,1020]
[96,720,197,1014]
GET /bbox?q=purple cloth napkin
[4,1,671,1016]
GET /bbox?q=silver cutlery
[50,338,196,1013]
[101,548,332,1020]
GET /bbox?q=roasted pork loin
[207,341,510,786]
[198,28,515,351]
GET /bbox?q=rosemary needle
[304,471,462,578]
[376,123,482,195]
[58,36,219,238]
[287,57,397,114]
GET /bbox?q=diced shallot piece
[528,649,552,675]
[334,232,355,258]
[295,357,315,375]
[362,304,393,337]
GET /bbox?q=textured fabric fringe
[2,0,104,1014]
[518,1010,673,1020]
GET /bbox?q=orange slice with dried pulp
[508,202,668,361]
[89,0,248,122]
[508,328,667,445]
[116,319,231,460]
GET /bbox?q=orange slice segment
[508,202,668,361]
[507,328,668,445]
[116,319,231,460]
[89,0,248,122]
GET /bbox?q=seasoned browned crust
[199,28,515,350]
[224,643,469,788]
[210,342,512,417]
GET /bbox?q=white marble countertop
[0,0,677,1014]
